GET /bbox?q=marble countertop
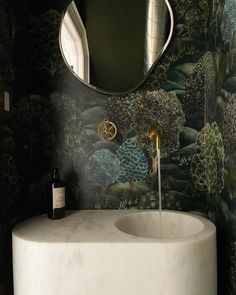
[12,210,214,244]
[13,210,145,243]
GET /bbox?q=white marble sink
[12,210,217,295]
[115,211,205,239]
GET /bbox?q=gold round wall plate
[97,121,117,141]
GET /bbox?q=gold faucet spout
[148,125,163,150]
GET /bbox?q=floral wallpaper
[0,0,235,294]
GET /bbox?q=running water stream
[149,125,163,237]
[157,147,162,238]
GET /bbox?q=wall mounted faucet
[148,124,163,150]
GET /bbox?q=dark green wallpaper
[0,0,235,294]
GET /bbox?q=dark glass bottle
[47,168,66,219]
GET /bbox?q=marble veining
[12,210,217,295]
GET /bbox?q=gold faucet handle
[97,120,117,141]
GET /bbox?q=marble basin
[12,210,217,295]
[115,211,205,239]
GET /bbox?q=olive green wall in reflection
[77,0,146,91]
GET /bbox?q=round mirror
[59,0,174,94]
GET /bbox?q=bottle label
[53,187,65,209]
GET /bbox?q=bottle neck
[52,169,60,179]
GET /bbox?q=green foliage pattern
[191,122,224,196]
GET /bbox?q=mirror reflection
[60,0,174,93]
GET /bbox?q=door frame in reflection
[61,1,90,83]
